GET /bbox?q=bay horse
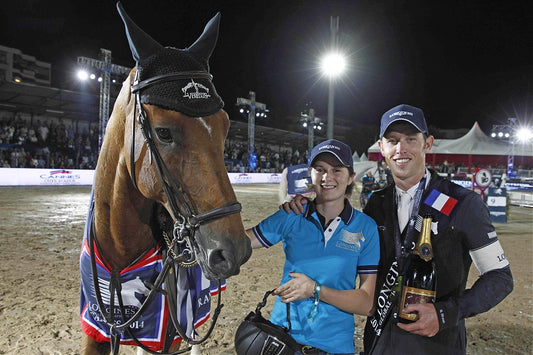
[80,3,251,354]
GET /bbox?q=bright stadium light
[516,127,533,143]
[321,51,346,139]
[320,52,346,78]
[77,70,89,81]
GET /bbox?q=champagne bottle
[398,214,437,323]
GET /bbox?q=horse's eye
[155,128,173,143]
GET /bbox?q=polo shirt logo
[336,231,364,252]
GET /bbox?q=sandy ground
[0,184,531,354]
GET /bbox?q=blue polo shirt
[252,199,380,353]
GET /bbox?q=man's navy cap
[380,104,428,138]
[309,139,353,169]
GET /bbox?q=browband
[131,71,213,93]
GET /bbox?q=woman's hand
[273,272,315,303]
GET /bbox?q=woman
[246,139,380,355]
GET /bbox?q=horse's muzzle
[194,228,252,280]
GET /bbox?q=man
[285,104,513,354]
[363,104,513,354]
[362,172,376,193]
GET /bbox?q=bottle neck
[414,216,433,262]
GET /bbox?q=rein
[89,69,242,354]
[88,214,223,354]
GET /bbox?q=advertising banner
[0,169,283,186]
[0,168,95,186]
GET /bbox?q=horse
[79,3,252,354]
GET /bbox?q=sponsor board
[227,172,281,184]
[0,168,282,186]
[0,168,94,186]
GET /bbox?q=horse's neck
[94,161,156,269]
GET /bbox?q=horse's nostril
[209,249,237,276]
[209,249,226,265]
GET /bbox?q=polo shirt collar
[305,198,355,225]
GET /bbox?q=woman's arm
[320,273,377,316]
[245,227,266,249]
[274,272,377,316]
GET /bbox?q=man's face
[378,125,433,190]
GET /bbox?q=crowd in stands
[224,140,308,173]
[2,116,530,178]
[0,116,99,169]
[0,115,309,172]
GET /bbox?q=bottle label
[398,286,436,321]
[415,243,433,262]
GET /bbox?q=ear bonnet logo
[182,79,211,99]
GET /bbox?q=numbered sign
[487,187,507,223]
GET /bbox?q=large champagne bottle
[398,214,437,323]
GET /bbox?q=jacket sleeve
[434,192,513,330]
[434,265,513,330]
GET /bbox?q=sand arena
[0,184,530,354]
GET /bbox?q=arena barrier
[0,168,282,186]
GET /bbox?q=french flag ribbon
[424,189,458,216]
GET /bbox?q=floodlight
[320,52,346,77]
[77,70,89,81]
[516,127,533,143]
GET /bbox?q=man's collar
[395,168,431,196]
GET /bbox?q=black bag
[235,289,302,355]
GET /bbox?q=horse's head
[111,2,251,280]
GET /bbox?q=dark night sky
[1,0,532,134]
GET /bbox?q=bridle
[129,69,242,254]
[89,69,242,355]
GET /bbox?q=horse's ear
[116,1,163,63]
[188,12,221,62]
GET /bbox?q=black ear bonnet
[117,2,224,117]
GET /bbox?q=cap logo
[390,110,414,118]
[181,79,211,99]
[319,144,340,151]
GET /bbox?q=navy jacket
[363,170,513,354]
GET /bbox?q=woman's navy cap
[309,139,353,169]
[380,104,428,137]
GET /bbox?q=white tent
[368,122,533,161]
[430,122,531,156]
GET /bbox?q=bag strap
[256,289,292,332]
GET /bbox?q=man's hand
[280,194,309,214]
[396,303,440,337]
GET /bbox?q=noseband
[130,70,242,265]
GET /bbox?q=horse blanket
[79,195,225,350]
